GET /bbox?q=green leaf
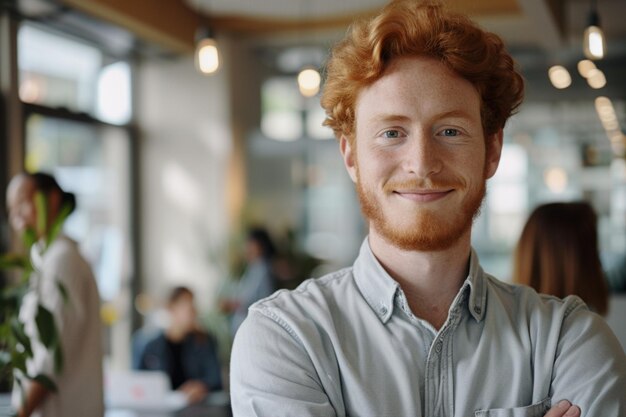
[46,203,71,248]
[0,253,29,270]
[11,350,27,374]
[53,344,64,374]
[35,305,57,349]
[0,323,12,341]
[56,281,69,304]
[22,227,37,250]
[10,318,33,358]
[34,192,48,240]
[31,374,57,392]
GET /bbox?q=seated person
[137,286,222,403]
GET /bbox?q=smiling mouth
[393,189,453,202]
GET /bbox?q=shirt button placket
[425,336,446,417]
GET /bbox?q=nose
[401,131,443,178]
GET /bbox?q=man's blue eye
[442,129,459,136]
[383,130,400,138]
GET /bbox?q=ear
[340,135,358,183]
[484,129,504,179]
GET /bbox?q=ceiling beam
[60,0,201,53]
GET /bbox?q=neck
[368,227,472,330]
[165,326,188,343]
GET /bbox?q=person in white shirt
[7,172,103,417]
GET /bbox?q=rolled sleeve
[230,310,337,417]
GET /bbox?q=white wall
[137,53,233,311]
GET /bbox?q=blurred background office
[1,0,626,411]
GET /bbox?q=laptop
[104,370,188,412]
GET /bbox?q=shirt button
[435,341,443,353]
[474,305,482,315]
[379,306,388,316]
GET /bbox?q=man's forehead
[354,58,481,125]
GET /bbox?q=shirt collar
[353,238,487,324]
[466,247,487,322]
[353,239,398,323]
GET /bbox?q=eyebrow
[434,109,475,120]
[368,109,475,125]
[368,114,412,124]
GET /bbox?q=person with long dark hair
[514,202,609,315]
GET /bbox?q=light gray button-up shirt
[231,239,626,416]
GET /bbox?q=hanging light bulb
[548,65,572,89]
[583,1,606,60]
[577,59,596,78]
[297,68,321,97]
[586,68,607,89]
[195,27,219,75]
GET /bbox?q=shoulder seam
[249,306,306,348]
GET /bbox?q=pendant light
[583,0,606,60]
[297,67,321,97]
[195,26,220,75]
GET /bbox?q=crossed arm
[545,401,580,417]
[231,305,625,417]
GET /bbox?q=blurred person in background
[7,172,103,417]
[513,202,609,315]
[604,253,626,293]
[137,286,222,403]
[219,227,276,336]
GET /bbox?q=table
[106,391,232,417]
[105,403,232,417]
[1,392,232,417]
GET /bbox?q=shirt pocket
[474,397,551,417]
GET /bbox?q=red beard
[356,174,487,251]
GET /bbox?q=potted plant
[0,191,71,402]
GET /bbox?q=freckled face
[341,56,502,251]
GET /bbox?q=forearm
[17,381,50,417]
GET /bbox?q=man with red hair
[231,1,626,416]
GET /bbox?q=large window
[260,76,333,141]
[18,23,131,125]
[18,22,135,365]
[24,114,132,302]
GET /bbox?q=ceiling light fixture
[594,96,624,149]
[195,26,220,75]
[297,67,321,97]
[577,59,596,78]
[583,0,606,60]
[586,68,607,89]
[548,65,572,89]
